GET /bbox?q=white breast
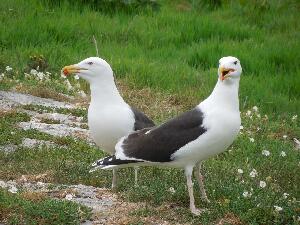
[88,103,135,154]
[171,105,241,168]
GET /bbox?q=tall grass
[1,0,299,116]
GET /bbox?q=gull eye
[233,61,238,65]
[87,62,93,65]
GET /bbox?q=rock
[0,91,75,110]
[0,144,18,153]
[22,138,58,148]
[19,121,92,141]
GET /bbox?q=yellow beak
[62,65,83,76]
[219,67,235,81]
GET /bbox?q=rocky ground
[0,90,178,225]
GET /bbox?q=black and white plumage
[91,56,242,215]
[62,57,155,188]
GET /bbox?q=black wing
[131,107,155,130]
[121,107,207,162]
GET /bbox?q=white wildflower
[74,75,80,80]
[61,72,67,79]
[259,181,266,188]
[242,191,252,198]
[256,114,261,118]
[292,115,297,121]
[36,72,45,80]
[283,135,287,139]
[0,180,7,188]
[262,150,270,156]
[64,79,73,91]
[30,69,38,75]
[237,169,243,174]
[257,127,261,131]
[264,114,269,120]
[240,125,244,130]
[283,193,289,199]
[280,151,286,157]
[0,73,4,80]
[293,138,300,149]
[252,106,258,112]
[274,205,283,212]
[8,186,18,194]
[250,169,258,178]
[10,131,15,135]
[45,71,51,76]
[5,66,12,72]
[78,90,87,98]
[65,194,73,201]
[249,137,255,143]
[246,110,251,116]
[168,187,176,194]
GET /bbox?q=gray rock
[19,121,91,141]
[0,144,18,153]
[0,91,74,109]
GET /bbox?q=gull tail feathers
[89,155,139,172]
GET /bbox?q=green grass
[0,188,91,225]
[0,0,300,224]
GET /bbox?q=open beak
[62,65,86,76]
[220,67,235,81]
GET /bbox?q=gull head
[218,56,242,82]
[62,57,113,83]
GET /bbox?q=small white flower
[246,110,251,116]
[45,71,51,76]
[252,106,258,112]
[294,138,300,149]
[0,73,4,80]
[64,80,73,91]
[274,205,283,212]
[30,69,38,75]
[5,66,13,72]
[240,125,244,130]
[0,180,7,188]
[283,193,289,199]
[10,131,15,135]
[280,151,286,157]
[78,90,87,98]
[36,72,45,80]
[74,75,80,80]
[242,191,252,198]
[264,114,269,120]
[237,169,243,174]
[259,181,266,188]
[242,191,249,198]
[61,72,67,79]
[292,115,297,121]
[283,135,287,139]
[256,114,261,118]
[250,169,258,178]
[65,194,73,200]
[257,127,261,131]
[168,187,176,194]
[262,150,270,156]
[249,138,255,143]
[8,186,18,194]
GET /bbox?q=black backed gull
[62,57,155,188]
[90,56,242,215]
